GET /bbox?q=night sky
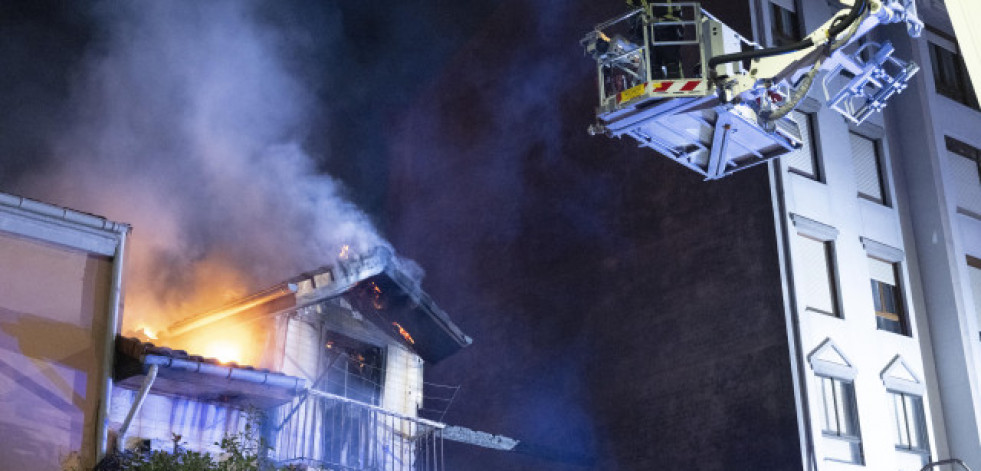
[0,1,800,470]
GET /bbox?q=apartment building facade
[756,0,981,469]
[887,0,981,466]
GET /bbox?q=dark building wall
[385,1,802,470]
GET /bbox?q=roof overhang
[335,249,472,363]
[114,336,306,409]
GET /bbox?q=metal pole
[116,364,159,451]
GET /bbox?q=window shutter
[868,257,896,285]
[969,263,981,326]
[785,111,816,177]
[949,151,981,215]
[851,133,882,201]
[798,236,835,313]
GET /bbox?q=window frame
[946,135,981,184]
[968,256,981,341]
[870,267,907,335]
[818,375,865,465]
[809,340,863,464]
[850,131,889,206]
[801,236,842,317]
[786,111,824,182]
[889,391,931,466]
[791,215,842,318]
[322,331,386,406]
[928,39,980,110]
[769,1,802,47]
[862,237,910,336]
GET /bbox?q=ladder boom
[582,0,922,180]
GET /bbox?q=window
[946,136,981,217]
[809,340,862,464]
[323,332,384,405]
[786,111,822,180]
[791,215,841,317]
[797,235,840,316]
[890,392,930,470]
[869,256,908,335]
[968,257,981,341]
[851,132,888,205]
[770,2,801,47]
[929,42,979,109]
[946,136,981,165]
[819,376,864,464]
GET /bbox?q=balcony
[271,389,445,471]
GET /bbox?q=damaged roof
[114,336,306,409]
[337,252,473,363]
[297,247,472,363]
[165,247,472,364]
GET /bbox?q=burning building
[109,246,473,469]
[0,190,481,470]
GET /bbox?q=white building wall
[882,1,981,466]
[762,1,950,469]
[107,388,248,456]
[381,345,424,418]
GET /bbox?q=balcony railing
[270,389,445,471]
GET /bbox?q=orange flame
[392,322,415,345]
[202,340,243,364]
[370,282,385,310]
[139,326,159,340]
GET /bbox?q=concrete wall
[0,232,113,470]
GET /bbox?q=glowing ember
[339,244,352,260]
[202,341,243,364]
[392,322,415,345]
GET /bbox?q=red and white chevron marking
[616,79,706,104]
[649,80,704,93]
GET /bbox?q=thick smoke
[15,1,387,329]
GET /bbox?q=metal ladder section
[823,40,919,125]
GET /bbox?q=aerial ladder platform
[582,0,923,180]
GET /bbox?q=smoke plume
[15,1,387,330]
